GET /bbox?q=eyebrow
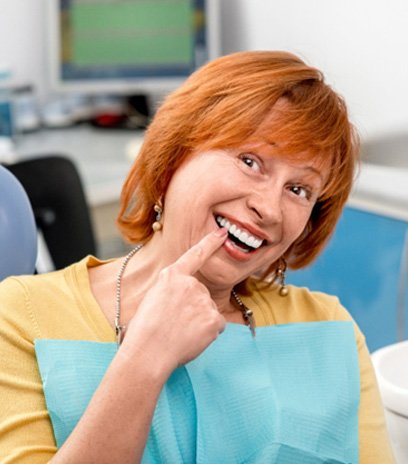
[302,165,325,180]
[264,141,325,176]
[248,140,328,182]
[281,158,326,183]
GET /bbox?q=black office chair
[5,155,97,270]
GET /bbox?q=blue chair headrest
[0,165,37,280]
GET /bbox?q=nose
[246,188,283,225]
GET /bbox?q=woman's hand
[120,228,228,373]
[51,233,228,464]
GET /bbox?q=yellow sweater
[0,256,394,463]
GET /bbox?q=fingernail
[214,227,228,237]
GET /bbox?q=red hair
[117,50,359,273]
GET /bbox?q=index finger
[172,228,228,275]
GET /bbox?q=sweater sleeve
[355,325,396,463]
[330,299,396,464]
[0,277,57,463]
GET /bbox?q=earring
[277,258,288,297]
[152,200,163,232]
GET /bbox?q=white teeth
[216,215,263,249]
[239,232,249,243]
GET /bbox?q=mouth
[215,215,266,254]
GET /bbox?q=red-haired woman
[0,51,395,463]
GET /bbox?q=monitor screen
[47,0,220,95]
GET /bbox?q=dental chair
[5,155,97,272]
[0,165,37,280]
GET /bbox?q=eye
[290,185,311,200]
[239,153,262,173]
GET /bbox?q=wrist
[117,335,177,383]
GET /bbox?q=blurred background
[1,0,408,136]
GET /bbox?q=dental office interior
[0,0,408,461]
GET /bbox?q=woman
[0,51,394,463]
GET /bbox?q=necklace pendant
[231,289,256,337]
[249,321,256,337]
[115,325,123,345]
[244,308,256,337]
[115,322,127,345]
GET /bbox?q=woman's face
[161,141,327,291]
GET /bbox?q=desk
[14,126,144,257]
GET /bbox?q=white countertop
[14,126,144,206]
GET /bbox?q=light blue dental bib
[35,321,360,463]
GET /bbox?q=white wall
[1,0,408,139]
[0,0,47,98]
[220,0,408,139]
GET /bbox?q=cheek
[283,208,312,244]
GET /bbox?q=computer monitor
[47,0,221,96]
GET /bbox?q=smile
[215,215,264,252]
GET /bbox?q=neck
[204,285,237,314]
[121,236,238,314]
[117,239,255,334]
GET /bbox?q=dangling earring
[277,258,288,297]
[152,200,163,232]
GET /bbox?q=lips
[215,215,265,252]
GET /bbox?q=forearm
[50,230,227,463]
[50,345,171,464]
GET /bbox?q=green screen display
[71,0,193,66]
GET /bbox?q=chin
[197,257,251,290]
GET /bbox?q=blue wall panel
[288,207,408,352]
